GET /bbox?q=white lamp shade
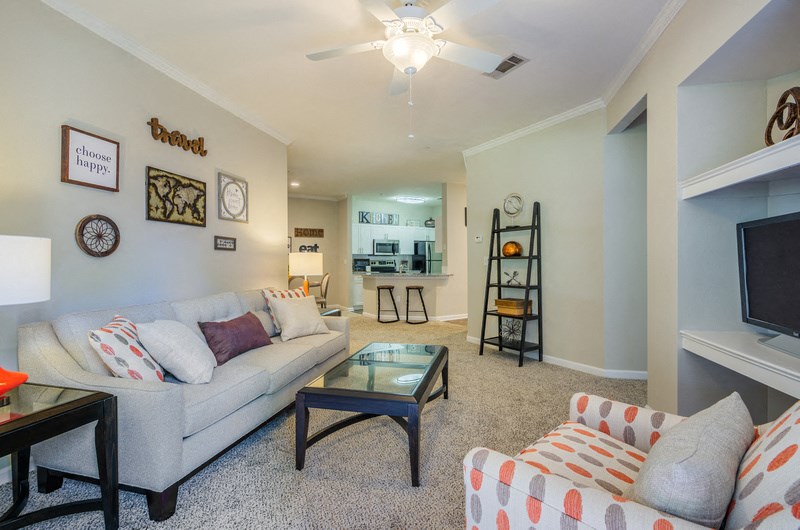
[289,252,323,277]
[383,33,438,74]
[0,236,51,306]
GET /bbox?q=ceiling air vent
[484,54,529,79]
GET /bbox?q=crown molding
[41,0,292,145]
[603,0,687,104]
[288,193,345,202]
[462,98,606,158]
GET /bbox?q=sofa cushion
[627,392,754,528]
[515,421,647,496]
[138,320,217,384]
[228,341,318,395]
[268,296,330,341]
[726,399,800,529]
[52,302,174,374]
[199,312,272,365]
[171,292,242,340]
[236,290,278,336]
[262,287,306,333]
[286,330,346,366]
[88,316,165,382]
[181,361,270,437]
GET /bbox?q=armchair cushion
[516,421,647,496]
[725,399,800,529]
[626,392,753,528]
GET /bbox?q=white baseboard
[360,312,467,322]
[466,336,647,380]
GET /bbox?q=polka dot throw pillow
[88,316,165,382]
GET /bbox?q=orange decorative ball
[502,241,523,257]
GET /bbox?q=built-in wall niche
[676,0,800,419]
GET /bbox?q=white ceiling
[44,0,678,201]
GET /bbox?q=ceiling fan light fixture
[383,32,438,75]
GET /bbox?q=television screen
[737,211,800,337]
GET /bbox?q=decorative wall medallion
[217,172,248,223]
[75,214,120,257]
[501,318,522,346]
[765,87,800,146]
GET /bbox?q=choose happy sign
[61,125,120,192]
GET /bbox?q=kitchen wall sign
[294,228,324,238]
[146,117,207,157]
[358,211,400,225]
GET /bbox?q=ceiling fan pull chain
[408,73,415,140]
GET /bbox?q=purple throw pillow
[198,312,271,365]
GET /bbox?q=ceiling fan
[307,0,504,95]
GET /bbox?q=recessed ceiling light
[290,182,300,188]
[396,196,425,204]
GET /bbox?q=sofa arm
[464,447,707,529]
[322,315,348,334]
[568,393,684,453]
[18,322,185,491]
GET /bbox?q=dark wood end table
[0,383,118,530]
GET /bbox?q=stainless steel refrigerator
[412,241,442,274]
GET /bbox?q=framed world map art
[217,171,248,223]
[146,166,206,227]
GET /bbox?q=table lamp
[289,252,323,296]
[0,235,51,399]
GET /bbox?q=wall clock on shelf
[503,193,523,226]
[218,172,248,223]
[75,214,120,257]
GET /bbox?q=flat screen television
[737,211,800,357]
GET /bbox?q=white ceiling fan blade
[306,41,383,61]
[427,0,501,30]
[436,41,503,73]
[360,0,399,24]
[389,68,409,96]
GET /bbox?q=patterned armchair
[464,393,800,529]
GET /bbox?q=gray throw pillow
[626,392,753,528]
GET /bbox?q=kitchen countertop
[357,272,451,279]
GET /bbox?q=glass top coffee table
[295,342,448,486]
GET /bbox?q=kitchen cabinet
[351,224,435,255]
[351,274,364,308]
[352,224,374,254]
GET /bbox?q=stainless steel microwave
[373,239,399,255]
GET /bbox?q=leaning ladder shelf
[479,203,542,366]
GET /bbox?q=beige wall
[288,197,344,306]
[607,0,770,411]
[439,182,468,318]
[465,110,607,367]
[0,1,288,367]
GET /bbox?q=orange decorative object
[502,241,523,257]
[0,367,28,395]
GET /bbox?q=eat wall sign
[146,117,207,157]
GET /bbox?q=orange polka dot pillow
[725,399,800,528]
[88,316,165,382]
[626,392,753,528]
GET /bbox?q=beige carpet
[14,314,646,529]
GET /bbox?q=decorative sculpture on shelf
[502,241,522,257]
[501,318,522,347]
[504,270,521,285]
[765,87,800,146]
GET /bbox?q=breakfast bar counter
[359,273,451,321]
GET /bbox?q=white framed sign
[217,171,248,223]
[60,125,120,192]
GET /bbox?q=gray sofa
[17,290,350,521]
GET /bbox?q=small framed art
[61,125,120,192]
[218,171,248,223]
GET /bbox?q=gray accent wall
[0,1,289,368]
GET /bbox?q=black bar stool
[405,285,428,324]
[377,285,400,323]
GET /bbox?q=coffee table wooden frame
[295,345,448,486]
